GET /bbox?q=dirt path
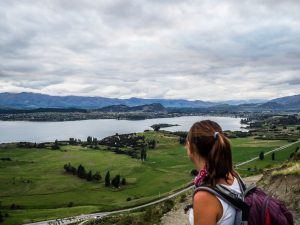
[160,174,263,225]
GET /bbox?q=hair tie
[214,132,219,140]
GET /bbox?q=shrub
[190,169,198,176]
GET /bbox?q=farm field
[0,132,299,225]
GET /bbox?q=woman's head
[186,120,235,186]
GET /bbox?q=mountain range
[0,92,299,111]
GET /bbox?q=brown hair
[187,120,236,186]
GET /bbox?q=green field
[0,132,299,225]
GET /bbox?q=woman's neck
[216,172,234,185]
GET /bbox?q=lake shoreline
[0,116,244,144]
[0,111,244,122]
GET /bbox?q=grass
[0,132,298,225]
[271,162,300,177]
[235,140,300,176]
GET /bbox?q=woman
[186,120,241,225]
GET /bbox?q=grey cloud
[0,0,300,100]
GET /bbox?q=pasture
[0,132,298,225]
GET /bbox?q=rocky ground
[160,174,300,225]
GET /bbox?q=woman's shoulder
[194,190,223,220]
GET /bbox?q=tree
[141,147,147,161]
[52,139,60,150]
[69,138,77,145]
[86,170,93,181]
[93,171,101,181]
[71,166,77,175]
[190,169,198,176]
[179,137,186,145]
[93,137,98,146]
[153,125,160,132]
[63,163,71,172]
[105,171,111,187]
[259,151,264,160]
[87,136,92,144]
[271,152,275,161]
[112,174,121,188]
[77,164,86,179]
[121,178,126,185]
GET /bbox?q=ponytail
[206,132,235,186]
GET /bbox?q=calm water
[0,116,245,143]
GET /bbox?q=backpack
[191,176,294,225]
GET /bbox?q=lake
[0,116,245,143]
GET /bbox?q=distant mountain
[0,92,217,109]
[269,94,300,110]
[97,103,167,113]
[218,99,267,105]
[0,92,299,111]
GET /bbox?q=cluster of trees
[277,115,300,126]
[99,133,154,159]
[63,163,101,182]
[63,164,127,189]
[240,118,250,124]
[151,124,161,131]
[17,140,69,149]
[69,138,82,145]
[104,171,126,189]
[99,133,145,149]
[17,142,47,148]
[86,136,98,146]
[225,131,250,138]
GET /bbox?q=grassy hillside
[0,132,298,225]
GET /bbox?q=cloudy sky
[0,0,300,101]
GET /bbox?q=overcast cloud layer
[0,0,300,101]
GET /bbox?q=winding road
[23,140,299,225]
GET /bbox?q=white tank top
[189,177,241,225]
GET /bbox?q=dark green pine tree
[112,174,121,188]
[271,152,275,161]
[87,136,92,144]
[105,171,110,187]
[86,170,93,181]
[77,164,86,178]
[259,151,264,160]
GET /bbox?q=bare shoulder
[194,190,220,205]
[194,190,223,223]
